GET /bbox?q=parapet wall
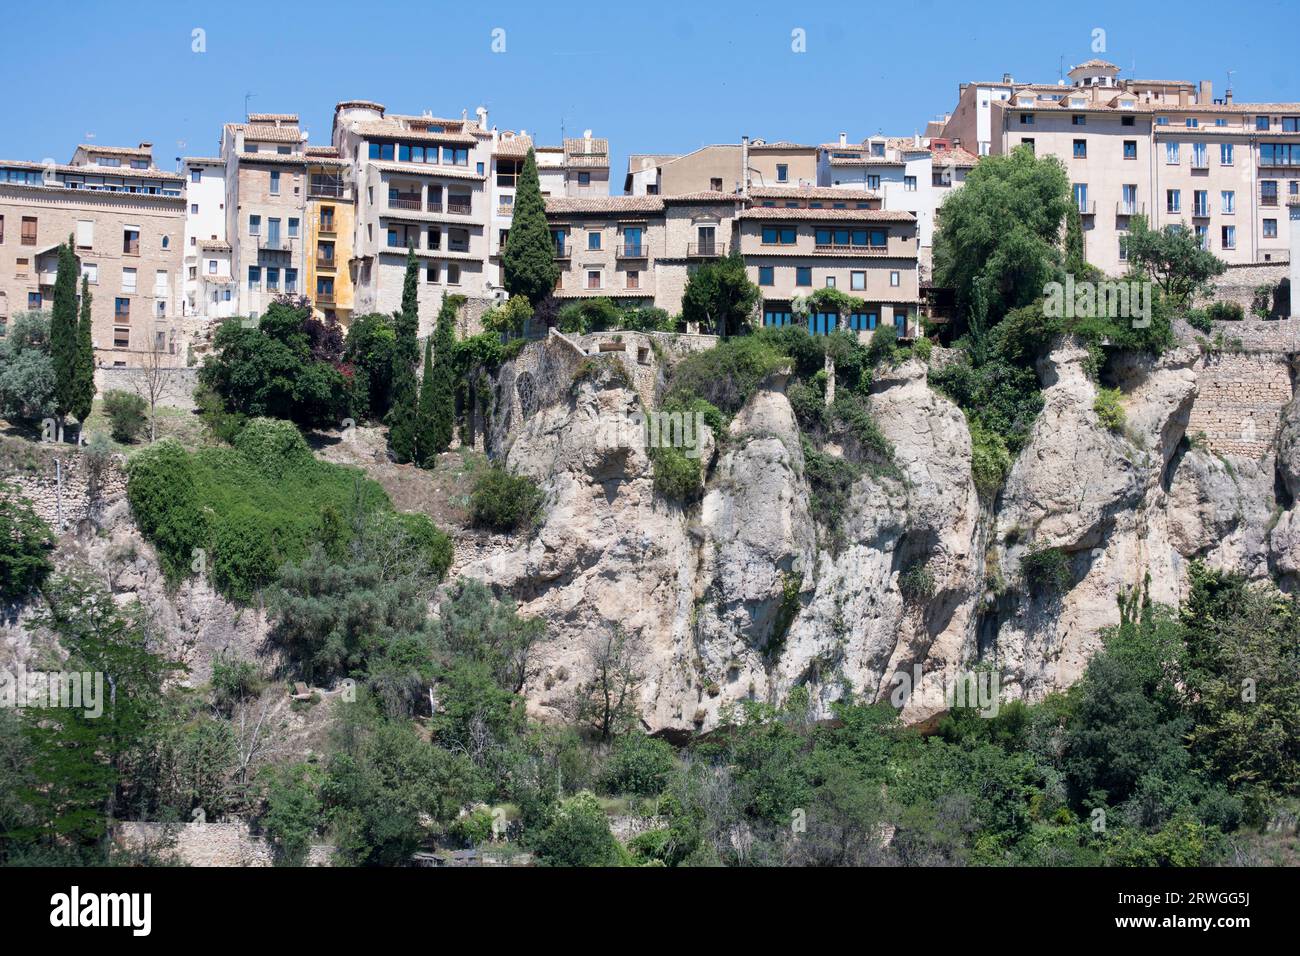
[0,440,128,531]
[1186,350,1296,459]
[115,820,333,867]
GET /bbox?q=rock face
[1269,392,1300,589]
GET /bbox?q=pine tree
[49,238,80,436]
[501,149,559,307]
[387,250,421,463]
[69,275,96,428]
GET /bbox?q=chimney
[1198,80,1212,105]
[740,135,750,197]
[475,105,488,127]
[1178,88,1190,107]
[1225,88,1234,105]
[838,131,847,147]
[1002,72,1014,84]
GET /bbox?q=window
[1220,143,1234,165]
[442,147,469,166]
[266,267,280,291]
[1073,183,1089,212]
[288,218,299,238]
[248,266,261,289]
[1260,144,1300,166]
[122,267,137,293]
[287,268,299,292]
[586,270,601,290]
[1156,117,1169,126]
[190,203,199,214]
[626,270,640,289]
[15,258,28,276]
[1165,142,1179,164]
[1256,115,1270,131]
[1021,138,1035,153]
[867,175,880,189]
[850,271,865,291]
[191,169,202,183]
[1186,118,1199,128]
[890,271,900,287]
[761,225,797,245]
[710,177,723,191]
[1193,190,1209,216]
[587,231,602,251]
[1019,113,1034,125]
[1122,115,1135,127]
[1284,117,1300,132]
[1118,235,1129,262]
[154,269,168,294]
[1072,114,1086,126]
[1261,181,1278,206]
[29,292,43,310]
[1073,139,1087,159]
[578,171,591,186]
[426,263,440,283]
[114,296,130,319]
[208,259,218,274]
[825,276,836,288]
[1264,219,1278,238]
[1221,190,1235,214]
[476,162,485,176]
[904,176,917,191]
[1166,189,1181,213]
[72,219,94,249]
[763,309,792,327]
[270,170,280,194]
[21,216,37,245]
[82,262,97,284]
[1221,225,1236,249]
[1123,140,1137,160]
[758,266,774,286]
[795,266,811,286]
[776,163,789,183]
[249,215,261,235]
[1192,143,1208,168]
[113,327,129,349]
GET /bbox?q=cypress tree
[1064,205,1087,277]
[69,275,96,427]
[501,149,559,307]
[427,296,458,458]
[50,238,80,434]
[414,336,438,467]
[387,249,421,463]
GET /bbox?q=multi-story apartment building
[624,140,818,197]
[181,156,236,322]
[220,114,309,316]
[332,101,495,336]
[562,133,610,197]
[0,143,185,366]
[942,59,1300,274]
[304,146,354,325]
[545,187,919,337]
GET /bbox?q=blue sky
[0,0,1293,183]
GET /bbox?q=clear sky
[0,0,1293,184]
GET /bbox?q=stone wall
[0,440,128,532]
[95,366,201,411]
[115,820,333,867]
[1201,261,1291,313]
[1186,350,1296,458]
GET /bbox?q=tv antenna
[244,93,255,120]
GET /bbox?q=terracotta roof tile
[751,185,880,201]
[546,196,664,215]
[740,207,915,222]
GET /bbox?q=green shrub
[211,651,259,710]
[913,337,934,363]
[534,791,626,867]
[1206,301,1244,322]
[1093,387,1126,433]
[866,324,900,367]
[1185,309,1213,334]
[390,511,453,580]
[234,417,316,479]
[601,733,677,796]
[211,506,285,602]
[1020,545,1072,595]
[618,307,674,332]
[194,384,247,444]
[665,335,787,416]
[471,465,544,532]
[102,390,147,444]
[967,418,1012,500]
[649,444,702,503]
[0,483,55,602]
[900,562,936,603]
[127,439,208,583]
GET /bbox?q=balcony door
[697,226,715,255]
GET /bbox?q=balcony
[446,199,473,216]
[1259,189,1279,208]
[813,243,889,255]
[1076,200,1097,216]
[388,194,423,211]
[257,236,295,253]
[316,291,335,305]
[1288,192,1300,207]
[316,254,337,270]
[309,179,346,199]
[1190,156,1210,171]
[1192,203,1211,218]
[616,244,648,259]
[687,241,727,258]
[554,245,571,259]
[1116,201,1145,217]
[318,220,337,235]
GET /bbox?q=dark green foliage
[618,306,674,332]
[101,390,147,443]
[416,297,457,464]
[533,791,625,866]
[501,149,559,306]
[1124,214,1227,309]
[966,417,1013,500]
[601,734,677,796]
[0,312,57,423]
[387,253,423,463]
[259,763,321,866]
[50,239,80,425]
[70,276,95,425]
[680,249,761,337]
[126,439,208,583]
[1020,545,1073,595]
[899,562,936,603]
[343,313,397,421]
[557,297,620,335]
[436,578,544,694]
[1206,301,1244,322]
[0,483,55,602]
[648,444,702,503]
[664,334,786,417]
[199,300,351,428]
[470,465,543,532]
[933,146,1072,323]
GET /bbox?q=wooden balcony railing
[813,243,889,255]
[316,292,335,305]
